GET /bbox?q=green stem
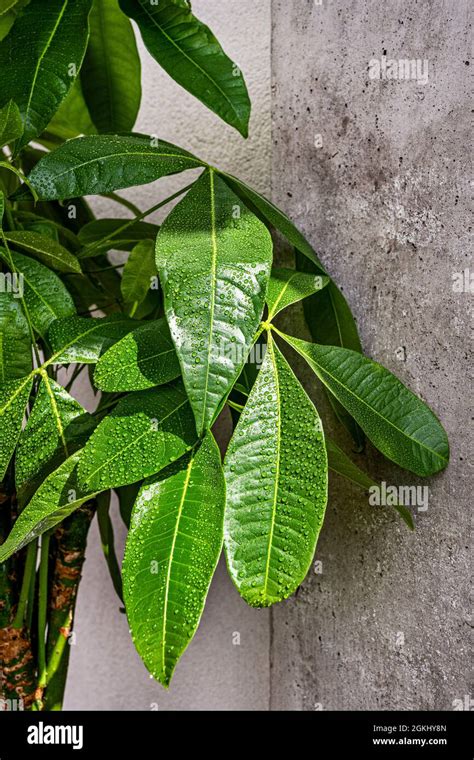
[12,541,37,629]
[80,182,195,258]
[101,192,142,216]
[227,399,244,413]
[37,533,51,686]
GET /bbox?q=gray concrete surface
[269,0,472,710]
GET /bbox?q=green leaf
[96,489,123,602]
[119,0,250,137]
[220,171,365,447]
[81,0,141,133]
[78,218,159,252]
[94,318,180,392]
[3,230,81,273]
[47,314,138,365]
[0,375,33,480]
[0,289,32,381]
[121,240,157,309]
[0,0,93,150]
[0,1,19,16]
[0,452,98,562]
[325,437,414,530]
[1,250,75,338]
[78,381,197,491]
[224,333,328,607]
[15,374,88,501]
[266,267,329,320]
[123,431,225,687]
[0,100,22,149]
[116,481,140,528]
[282,334,449,477]
[44,79,97,143]
[156,169,272,434]
[12,134,204,201]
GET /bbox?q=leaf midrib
[262,335,280,599]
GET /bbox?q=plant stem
[101,192,142,216]
[12,541,37,629]
[34,532,51,708]
[80,181,195,258]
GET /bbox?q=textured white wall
[64,0,272,710]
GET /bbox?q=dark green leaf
[78,218,159,252]
[43,79,97,143]
[1,250,75,338]
[94,318,180,392]
[116,481,140,528]
[224,333,328,607]
[47,314,138,365]
[3,230,81,273]
[282,334,449,477]
[0,0,93,149]
[266,267,329,320]
[0,452,97,562]
[0,289,32,381]
[78,381,197,491]
[82,0,141,133]
[15,374,87,500]
[119,0,250,137]
[121,239,157,309]
[0,99,22,148]
[325,437,414,530]
[0,375,33,480]
[13,134,204,201]
[156,169,272,434]
[123,431,225,686]
[96,489,123,602]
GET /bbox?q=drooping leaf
[94,318,180,392]
[78,218,159,253]
[78,381,197,491]
[119,0,250,137]
[0,249,75,338]
[0,0,93,150]
[15,375,88,502]
[47,314,138,365]
[123,431,225,686]
[266,267,329,320]
[156,169,272,434]
[0,289,32,381]
[224,332,328,607]
[3,230,81,273]
[96,489,123,602]
[81,0,141,133]
[121,240,157,310]
[220,171,365,447]
[0,452,98,562]
[0,375,33,480]
[0,99,22,149]
[325,437,414,530]
[116,481,140,528]
[282,334,449,477]
[12,134,204,201]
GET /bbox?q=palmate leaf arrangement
[0,0,449,709]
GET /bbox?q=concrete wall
[65,0,471,710]
[269,0,471,710]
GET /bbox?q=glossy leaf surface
[121,239,157,308]
[224,334,328,607]
[0,289,32,381]
[284,335,449,477]
[119,0,250,136]
[3,230,81,273]
[266,267,329,320]
[156,169,272,434]
[81,0,141,133]
[78,381,197,491]
[47,314,138,364]
[123,431,225,686]
[0,375,33,480]
[0,0,93,149]
[13,134,204,201]
[94,318,180,392]
[0,99,22,148]
[0,452,97,562]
